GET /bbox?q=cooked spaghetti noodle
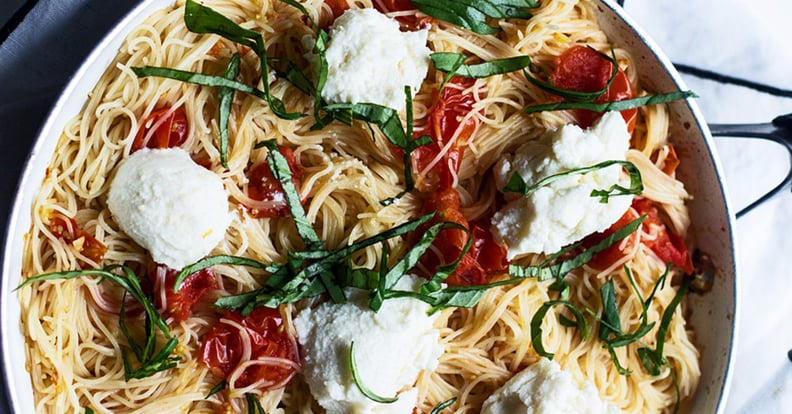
[19,0,699,413]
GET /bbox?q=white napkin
[624,1,792,412]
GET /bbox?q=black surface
[0,1,138,411]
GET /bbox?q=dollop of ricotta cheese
[491,112,633,259]
[293,275,443,414]
[481,358,622,414]
[107,147,232,269]
[320,8,431,112]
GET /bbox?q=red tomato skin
[411,78,507,286]
[550,45,637,133]
[245,146,303,218]
[147,260,217,322]
[583,198,693,274]
[132,106,189,152]
[200,307,300,390]
[48,211,107,265]
[412,77,477,191]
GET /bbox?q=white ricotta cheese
[107,148,232,269]
[481,358,623,414]
[293,275,443,414]
[491,112,633,259]
[320,8,431,112]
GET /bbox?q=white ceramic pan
[0,0,739,412]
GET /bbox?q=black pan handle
[707,113,792,218]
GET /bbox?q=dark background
[0,1,138,411]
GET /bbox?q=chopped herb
[430,397,458,413]
[218,53,241,169]
[523,47,619,103]
[410,0,540,35]
[502,159,644,203]
[245,393,267,414]
[278,0,330,121]
[183,0,300,120]
[524,91,698,114]
[431,53,533,78]
[598,279,621,341]
[321,97,432,205]
[206,380,227,398]
[256,140,324,250]
[17,265,180,380]
[207,213,434,313]
[638,277,689,375]
[349,341,399,403]
[530,300,589,359]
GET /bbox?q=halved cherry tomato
[200,307,300,390]
[131,106,189,152]
[146,259,217,322]
[244,146,303,218]
[48,211,107,265]
[583,198,693,274]
[549,45,637,134]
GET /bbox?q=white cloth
[624,1,792,412]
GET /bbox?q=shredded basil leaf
[183,0,300,120]
[349,341,399,403]
[132,66,269,100]
[245,393,267,414]
[524,90,698,114]
[321,99,431,205]
[508,214,646,281]
[503,159,644,203]
[218,53,240,169]
[18,265,179,380]
[210,214,434,312]
[278,0,330,121]
[257,139,323,250]
[432,53,533,78]
[598,279,622,341]
[530,300,589,359]
[411,0,539,35]
[523,47,619,103]
[639,276,690,375]
[206,380,227,398]
[430,397,458,414]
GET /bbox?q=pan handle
[707,113,792,218]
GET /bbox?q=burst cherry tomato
[146,259,217,322]
[412,76,477,191]
[200,307,300,390]
[583,198,693,273]
[48,211,107,265]
[411,78,506,286]
[244,146,303,218]
[131,106,189,152]
[550,45,637,133]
